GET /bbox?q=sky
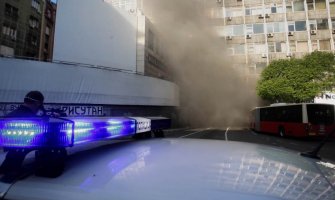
[51,0,57,3]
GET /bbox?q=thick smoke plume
[143,0,260,128]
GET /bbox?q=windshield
[307,104,335,125]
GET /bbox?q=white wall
[53,0,138,71]
[0,58,179,106]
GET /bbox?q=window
[331,1,335,12]
[313,40,331,51]
[233,25,244,36]
[244,7,263,16]
[288,21,306,31]
[286,4,293,12]
[2,25,17,40]
[5,3,18,19]
[295,21,306,31]
[222,26,232,36]
[253,24,264,34]
[332,18,335,29]
[310,19,328,30]
[29,16,39,29]
[307,0,314,10]
[293,0,305,11]
[260,106,302,122]
[245,8,251,16]
[319,40,331,51]
[317,19,328,30]
[268,42,286,53]
[45,26,50,35]
[307,104,334,125]
[288,22,295,32]
[46,9,52,19]
[30,35,38,46]
[307,0,327,10]
[310,20,317,30]
[315,0,326,10]
[246,24,253,35]
[267,4,284,14]
[31,0,41,13]
[267,22,285,33]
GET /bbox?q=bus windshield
[307,104,335,125]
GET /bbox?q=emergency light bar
[0,118,74,148]
[0,117,139,148]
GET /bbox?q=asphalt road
[165,128,335,162]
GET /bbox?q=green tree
[256,51,335,103]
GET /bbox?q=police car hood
[1,139,335,200]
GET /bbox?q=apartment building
[0,0,56,60]
[210,0,335,76]
[39,0,57,61]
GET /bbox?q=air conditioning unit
[288,31,294,36]
[226,36,233,40]
[267,33,274,38]
[246,34,252,39]
[227,16,232,21]
[310,30,317,35]
[265,13,270,18]
[332,29,335,34]
[258,14,264,19]
[261,53,267,58]
[286,52,292,57]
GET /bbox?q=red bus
[250,103,335,137]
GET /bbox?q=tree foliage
[256,51,335,103]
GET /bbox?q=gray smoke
[143,0,260,128]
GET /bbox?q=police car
[0,117,334,200]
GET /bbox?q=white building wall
[0,58,179,106]
[53,0,138,71]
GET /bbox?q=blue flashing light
[0,117,137,148]
[0,119,74,148]
[71,118,136,144]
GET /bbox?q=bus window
[260,105,302,122]
[307,104,335,125]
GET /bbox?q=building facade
[210,0,335,76]
[54,0,170,80]
[39,0,57,61]
[0,0,56,60]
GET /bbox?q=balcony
[286,12,306,21]
[245,15,265,24]
[308,10,328,19]
[267,33,286,42]
[264,13,285,22]
[288,31,309,41]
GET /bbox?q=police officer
[0,91,47,177]
[6,90,46,118]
